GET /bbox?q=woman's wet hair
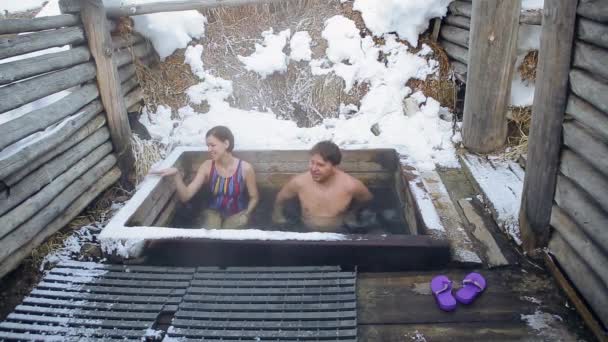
[310,140,341,165]
[206,126,235,152]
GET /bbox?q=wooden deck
[357,267,592,341]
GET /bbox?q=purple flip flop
[430,275,457,312]
[455,272,486,304]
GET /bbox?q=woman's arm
[242,162,259,216]
[151,161,210,203]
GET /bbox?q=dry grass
[518,50,538,83]
[131,134,165,184]
[505,106,532,159]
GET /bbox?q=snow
[521,0,544,10]
[0,0,47,14]
[510,24,542,106]
[521,309,563,331]
[352,0,452,46]
[238,28,291,79]
[289,31,313,62]
[132,11,206,60]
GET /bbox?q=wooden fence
[0,10,154,279]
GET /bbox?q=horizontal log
[112,34,144,50]
[548,233,608,328]
[577,0,608,22]
[124,86,143,109]
[0,26,85,60]
[0,45,91,85]
[0,14,80,35]
[114,43,152,68]
[0,142,113,240]
[4,115,106,186]
[0,62,97,114]
[0,84,99,150]
[555,174,608,255]
[569,68,608,114]
[440,24,469,47]
[449,1,471,17]
[452,60,467,75]
[440,39,468,64]
[121,76,140,96]
[0,166,118,281]
[572,41,608,80]
[562,121,608,178]
[0,100,103,180]
[0,156,118,265]
[519,10,542,25]
[566,94,608,142]
[559,149,608,213]
[444,15,470,29]
[577,17,608,50]
[0,127,110,216]
[551,205,608,289]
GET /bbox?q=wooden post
[80,0,134,180]
[519,0,578,253]
[462,1,520,153]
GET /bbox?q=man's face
[309,153,335,183]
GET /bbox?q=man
[272,141,373,232]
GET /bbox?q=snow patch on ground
[521,309,563,331]
[132,11,206,60]
[238,28,291,79]
[0,0,47,14]
[352,0,452,46]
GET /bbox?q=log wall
[544,1,608,331]
[0,14,155,279]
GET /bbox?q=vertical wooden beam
[80,0,134,180]
[519,0,578,253]
[462,0,520,153]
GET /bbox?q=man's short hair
[310,140,341,165]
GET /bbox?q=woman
[151,126,259,229]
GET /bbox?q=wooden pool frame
[100,147,450,271]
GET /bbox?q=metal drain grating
[0,261,194,341]
[167,266,358,341]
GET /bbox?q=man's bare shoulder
[340,171,366,193]
[291,172,311,187]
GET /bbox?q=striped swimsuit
[208,159,247,217]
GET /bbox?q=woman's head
[206,126,234,159]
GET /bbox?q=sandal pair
[430,272,486,312]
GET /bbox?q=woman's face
[206,135,229,160]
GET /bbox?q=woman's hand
[149,167,179,178]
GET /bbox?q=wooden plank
[549,232,608,328]
[0,143,113,239]
[0,167,120,279]
[577,17,608,49]
[57,260,195,273]
[43,275,189,288]
[520,9,542,25]
[186,285,356,295]
[573,41,608,82]
[563,121,608,177]
[577,0,608,22]
[193,271,355,279]
[519,0,578,252]
[37,281,187,296]
[0,321,147,338]
[81,0,134,177]
[462,0,520,153]
[21,297,163,312]
[112,34,144,50]
[114,42,152,68]
[0,83,99,151]
[124,86,143,109]
[4,114,105,186]
[566,94,608,142]
[173,318,356,329]
[560,149,608,213]
[440,39,468,64]
[444,14,470,29]
[570,68,608,115]
[175,310,356,320]
[544,252,608,342]
[49,268,194,280]
[179,301,356,312]
[169,327,357,339]
[190,278,356,287]
[0,154,116,263]
[451,60,467,78]
[0,62,96,114]
[196,266,341,272]
[0,331,65,341]
[554,175,608,255]
[449,1,471,17]
[0,26,85,60]
[29,288,182,304]
[358,322,537,341]
[551,205,608,289]
[121,76,140,97]
[183,293,355,303]
[7,313,150,329]
[439,24,469,47]
[0,128,109,216]
[0,14,80,35]
[0,45,91,85]
[152,194,178,227]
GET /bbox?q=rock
[80,243,102,260]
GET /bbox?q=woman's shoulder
[240,159,254,172]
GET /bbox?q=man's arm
[272,176,299,224]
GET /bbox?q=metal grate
[0,263,357,341]
[0,261,194,341]
[167,266,357,341]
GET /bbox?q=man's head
[309,141,341,182]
